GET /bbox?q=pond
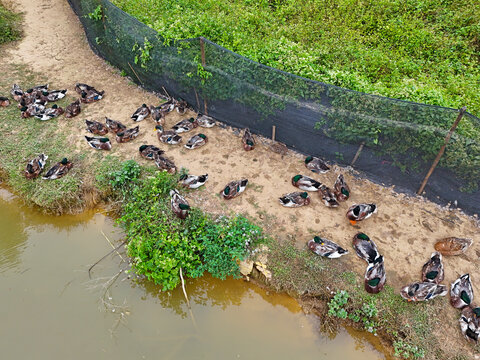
[0,186,386,359]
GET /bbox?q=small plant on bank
[328,290,378,334]
[328,290,349,319]
[393,340,426,360]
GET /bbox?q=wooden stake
[272,125,276,141]
[194,88,200,112]
[350,142,365,166]
[199,37,208,115]
[179,267,190,309]
[417,106,466,195]
[127,62,143,85]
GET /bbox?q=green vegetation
[99,160,266,290]
[0,2,20,44]
[267,240,466,360]
[112,0,480,116]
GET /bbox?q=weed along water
[0,186,385,359]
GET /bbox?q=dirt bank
[3,0,479,358]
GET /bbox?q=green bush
[109,163,265,290]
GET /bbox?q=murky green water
[0,186,385,359]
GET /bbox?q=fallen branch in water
[88,239,127,279]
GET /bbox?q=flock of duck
[1,82,478,343]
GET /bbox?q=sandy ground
[3,0,480,355]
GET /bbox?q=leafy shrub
[109,163,265,290]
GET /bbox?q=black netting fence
[68,0,480,216]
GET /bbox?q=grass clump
[106,161,266,290]
[113,0,480,117]
[0,2,20,44]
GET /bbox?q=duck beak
[349,220,357,226]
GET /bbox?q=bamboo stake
[350,142,365,166]
[272,125,276,141]
[417,106,467,195]
[179,267,190,308]
[127,62,143,86]
[179,267,199,331]
[199,37,208,115]
[101,230,125,262]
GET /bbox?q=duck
[116,126,140,143]
[179,174,208,189]
[346,203,377,225]
[154,153,176,173]
[33,91,49,105]
[20,103,44,118]
[155,125,182,145]
[27,84,48,93]
[105,117,126,134]
[131,104,150,122]
[434,237,473,256]
[34,105,64,121]
[334,174,350,201]
[196,114,216,128]
[75,83,96,94]
[80,89,104,103]
[364,257,386,294]
[172,117,198,133]
[139,144,163,160]
[0,96,10,107]
[46,89,67,102]
[170,189,190,219]
[400,282,448,302]
[242,128,255,151]
[85,119,108,135]
[11,84,24,102]
[279,191,310,207]
[291,175,321,191]
[305,156,330,174]
[64,99,81,118]
[175,99,188,114]
[185,133,208,149]
[460,305,480,343]
[451,274,474,309]
[149,105,165,125]
[319,185,339,207]
[24,154,48,179]
[157,99,175,114]
[42,158,73,180]
[221,179,249,200]
[352,232,381,264]
[85,136,112,150]
[421,252,444,284]
[307,236,348,258]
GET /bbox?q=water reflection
[0,186,387,360]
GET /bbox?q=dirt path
[4,0,480,354]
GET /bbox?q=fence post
[416,106,467,196]
[350,142,365,166]
[199,37,208,115]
